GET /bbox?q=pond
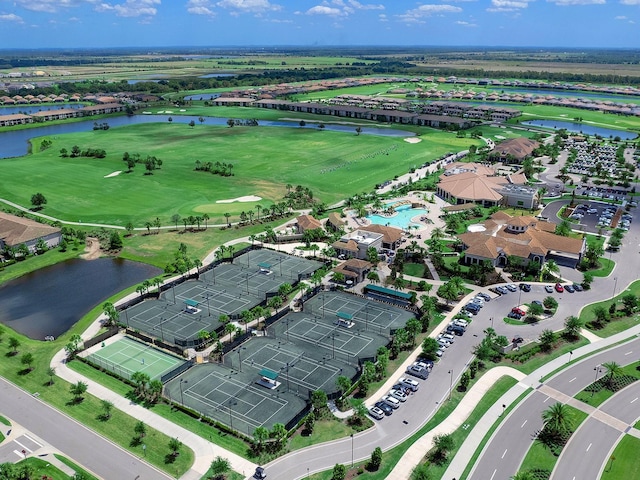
[489,87,640,104]
[521,120,637,140]
[0,258,161,340]
[198,73,236,78]
[0,114,415,159]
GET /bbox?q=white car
[398,377,420,391]
[388,389,408,402]
[369,406,385,420]
[437,338,451,348]
[453,318,469,327]
[470,297,484,306]
[440,332,455,342]
[381,395,401,409]
[506,284,518,292]
[435,348,445,357]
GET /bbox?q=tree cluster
[63,145,106,158]
[194,160,234,177]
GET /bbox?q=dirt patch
[403,137,422,144]
[80,237,102,260]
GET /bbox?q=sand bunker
[216,195,263,204]
[104,171,122,178]
[404,137,422,144]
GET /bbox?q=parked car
[453,318,469,327]
[506,284,518,292]
[511,307,526,316]
[465,303,481,314]
[447,325,465,336]
[435,347,445,357]
[406,364,429,379]
[532,300,543,307]
[381,395,401,409]
[415,360,434,371]
[369,406,385,420]
[572,283,583,292]
[555,283,564,293]
[496,286,509,295]
[565,284,575,293]
[375,401,393,416]
[477,292,491,301]
[437,339,451,349]
[398,377,420,391]
[512,336,524,344]
[254,467,267,479]
[545,285,554,293]
[507,311,522,320]
[440,332,455,342]
[470,297,485,306]
[520,283,531,292]
[388,388,408,402]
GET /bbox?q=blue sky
[0,0,638,49]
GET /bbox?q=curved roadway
[467,336,640,480]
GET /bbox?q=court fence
[126,329,187,357]
[160,359,194,384]
[264,306,291,329]
[82,354,136,381]
[82,327,120,350]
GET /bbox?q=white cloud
[0,13,24,23]
[12,0,100,13]
[620,0,640,4]
[396,4,463,23]
[96,0,160,17]
[216,0,282,12]
[615,14,627,18]
[346,0,385,10]
[549,0,605,5]
[379,13,388,21]
[487,0,531,12]
[187,0,216,16]
[306,5,345,16]
[456,20,477,26]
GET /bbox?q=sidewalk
[442,323,640,480]
[53,349,256,479]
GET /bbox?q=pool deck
[345,192,448,240]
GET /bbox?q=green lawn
[495,336,590,375]
[600,435,640,480]
[517,407,589,476]
[308,374,517,480]
[574,361,640,407]
[402,262,427,278]
[581,280,640,337]
[54,455,100,480]
[3,122,474,226]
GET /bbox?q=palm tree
[602,361,623,389]
[47,366,56,386]
[223,212,231,227]
[511,472,534,480]
[202,213,209,230]
[255,204,262,221]
[540,402,573,443]
[540,259,559,281]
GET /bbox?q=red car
[511,307,526,316]
[555,283,564,293]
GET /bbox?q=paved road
[0,377,170,480]
[551,381,640,480]
[467,336,640,480]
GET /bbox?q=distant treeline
[8,59,640,99]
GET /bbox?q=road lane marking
[490,469,497,480]
[631,397,638,404]
[13,440,32,453]
[544,396,551,403]
[23,434,43,448]
[586,443,592,452]
[502,449,508,459]
[521,420,528,428]
[569,377,576,383]
[625,351,633,355]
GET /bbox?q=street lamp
[490,317,494,329]
[332,332,339,359]
[501,404,506,417]
[613,277,618,299]
[351,433,354,467]
[179,379,188,405]
[592,365,603,398]
[236,347,245,372]
[448,369,454,401]
[204,292,211,316]
[568,350,573,363]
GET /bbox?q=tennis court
[85,336,185,381]
[302,290,415,334]
[200,263,286,298]
[124,296,222,346]
[165,361,307,434]
[234,249,323,281]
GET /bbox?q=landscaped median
[599,435,640,480]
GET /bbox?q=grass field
[3,122,473,226]
[600,435,640,480]
[574,361,640,407]
[581,280,640,337]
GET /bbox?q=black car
[507,311,522,320]
[375,401,394,416]
[254,467,267,479]
[565,284,575,293]
[446,325,465,336]
[572,283,584,292]
[520,283,532,292]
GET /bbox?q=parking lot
[543,199,635,234]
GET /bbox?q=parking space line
[521,420,528,428]
[23,434,43,448]
[13,439,32,453]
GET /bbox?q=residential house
[296,214,323,234]
[0,212,62,254]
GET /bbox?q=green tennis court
[86,336,185,381]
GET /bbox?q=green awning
[337,311,353,321]
[364,284,412,300]
[259,368,278,380]
[258,262,272,269]
[184,299,199,307]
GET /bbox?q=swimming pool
[367,206,427,229]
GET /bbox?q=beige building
[0,212,62,254]
[458,212,585,268]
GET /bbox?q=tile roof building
[458,212,585,268]
[436,162,539,209]
[490,137,540,163]
[0,212,62,254]
[296,214,323,233]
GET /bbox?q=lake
[0,103,85,115]
[0,258,161,340]
[521,119,638,140]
